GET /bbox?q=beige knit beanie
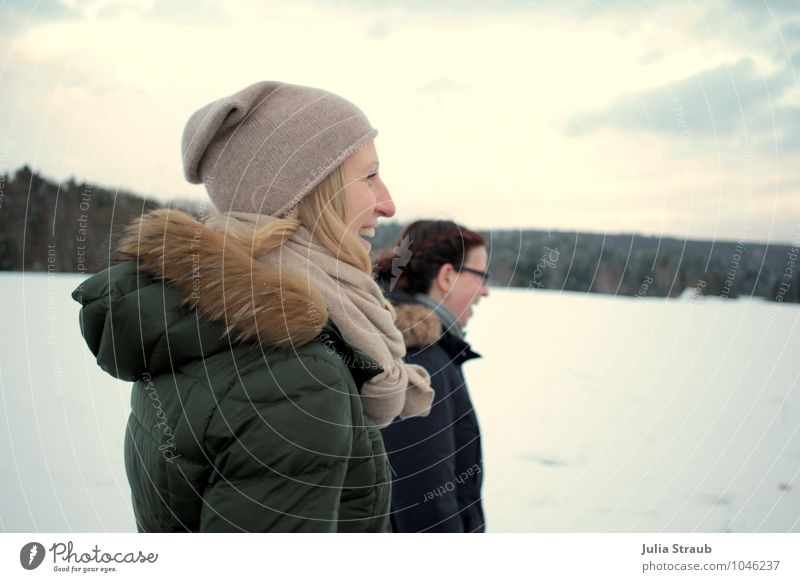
[182,81,377,217]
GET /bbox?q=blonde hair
[237,165,396,321]
[241,165,371,273]
[296,166,372,274]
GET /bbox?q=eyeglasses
[457,266,491,285]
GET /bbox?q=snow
[467,288,800,532]
[0,272,133,532]
[1,272,799,532]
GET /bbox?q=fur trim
[116,209,328,349]
[393,303,442,348]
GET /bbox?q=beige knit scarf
[204,211,433,428]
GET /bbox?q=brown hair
[374,220,486,295]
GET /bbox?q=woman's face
[439,245,491,327]
[341,139,395,252]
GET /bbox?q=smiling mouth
[357,225,376,250]
[358,226,376,238]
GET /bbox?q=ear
[433,263,456,294]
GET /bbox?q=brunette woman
[375,221,489,532]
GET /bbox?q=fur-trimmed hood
[72,209,333,381]
[391,299,482,366]
[115,209,328,349]
[392,303,443,348]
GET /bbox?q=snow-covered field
[1,272,799,532]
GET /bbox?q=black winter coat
[380,302,485,532]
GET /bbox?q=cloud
[1,0,798,242]
[721,0,800,30]
[148,0,229,25]
[417,77,468,95]
[365,18,397,39]
[566,58,798,149]
[0,0,81,31]
[781,21,800,44]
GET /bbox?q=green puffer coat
[72,210,391,533]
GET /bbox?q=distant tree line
[1,166,797,303]
[469,229,799,303]
[0,166,161,273]
[372,225,799,304]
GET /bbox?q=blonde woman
[72,81,433,532]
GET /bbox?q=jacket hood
[391,298,482,365]
[72,209,330,381]
[385,288,452,349]
[393,303,442,348]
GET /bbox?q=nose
[481,282,490,297]
[375,178,396,218]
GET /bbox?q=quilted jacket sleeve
[200,353,354,532]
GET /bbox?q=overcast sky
[1,0,799,243]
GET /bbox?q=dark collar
[316,321,384,391]
[386,289,482,365]
[437,328,482,366]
